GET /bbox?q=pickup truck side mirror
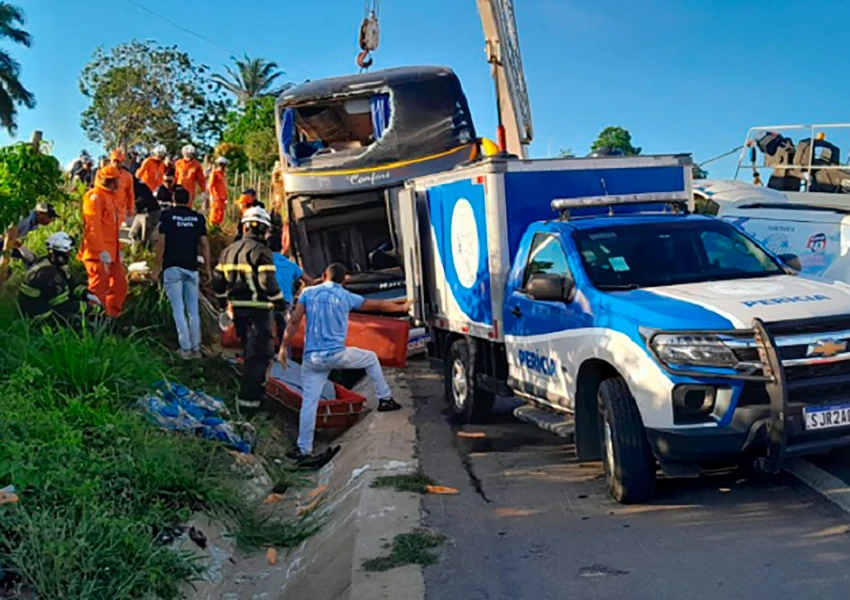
[779,253,802,272]
[526,273,576,303]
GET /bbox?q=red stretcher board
[265,375,367,430]
[221,313,411,369]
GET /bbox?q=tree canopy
[591,126,641,156]
[212,55,292,107]
[0,142,66,231]
[220,96,279,172]
[0,2,35,135]
[78,40,229,154]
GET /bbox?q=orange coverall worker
[97,163,135,223]
[175,158,206,205]
[79,167,127,317]
[136,157,166,193]
[107,149,135,222]
[208,167,228,225]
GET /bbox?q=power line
[122,0,241,56]
[699,145,744,168]
[118,0,315,80]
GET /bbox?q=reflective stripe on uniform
[48,291,70,306]
[230,300,274,310]
[217,264,253,272]
[244,265,260,302]
[267,292,284,302]
[237,399,262,408]
[19,284,41,298]
[258,265,276,273]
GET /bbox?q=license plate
[804,404,850,431]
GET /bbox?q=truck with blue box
[399,154,850,503]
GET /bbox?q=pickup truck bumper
[648,316,850,469]
[648,405,850,464]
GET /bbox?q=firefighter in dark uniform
[213,207,287,415]
[18,232,92,320]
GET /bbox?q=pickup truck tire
[598,378,656,503]
[446,339,495,424]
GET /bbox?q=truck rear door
[398,186,427,323]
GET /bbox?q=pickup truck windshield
[573,220,785,290]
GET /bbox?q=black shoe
[288,446,341,470]
[377,398,402,412]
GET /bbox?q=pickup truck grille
[734,315,850,407]
[785,360,850,382]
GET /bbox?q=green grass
[362,529,446,573]
[371,471,436,494]
[231,510,324,551]
[0,295,315,599]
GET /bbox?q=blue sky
[5,0,850,177]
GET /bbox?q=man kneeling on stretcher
[279,263,412,467]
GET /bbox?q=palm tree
[0,2,34,135]
[212,55,291,106]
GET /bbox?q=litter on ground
[139,381,256,453]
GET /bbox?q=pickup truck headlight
[650,333,739,368]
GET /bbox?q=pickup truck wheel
[598,378,656,503]
[446,339,494,424]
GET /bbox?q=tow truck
[400,153,850,503]
[695,124,850,281]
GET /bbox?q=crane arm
[477,0,534,158]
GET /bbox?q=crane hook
[357,49,374,70]
[357,3,380,70]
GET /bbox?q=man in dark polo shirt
[152,187,211,359]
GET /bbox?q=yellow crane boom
[477,0,534,158]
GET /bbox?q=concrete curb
[190,370,425,600]
[784,458,850,514]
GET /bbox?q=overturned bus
[275,66,479,297]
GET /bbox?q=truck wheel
[598,377,656,503]
[446,339,495,424]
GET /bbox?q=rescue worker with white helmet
[136,145,169,193]
[213,206,287,414]
[19,232,95,319]
[175,144,206,207]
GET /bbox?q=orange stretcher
[222,313,411,369]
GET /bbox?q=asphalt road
[407,361,850,600]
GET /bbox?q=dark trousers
[273,308,290,347]
[234,310,275,408]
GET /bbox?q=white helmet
[241,206,272,228]
[215,156,229,166]
[46,232,74,254]
[182,144,196,157]
[153,145,167,157]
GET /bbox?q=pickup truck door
[503,232,586,412]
